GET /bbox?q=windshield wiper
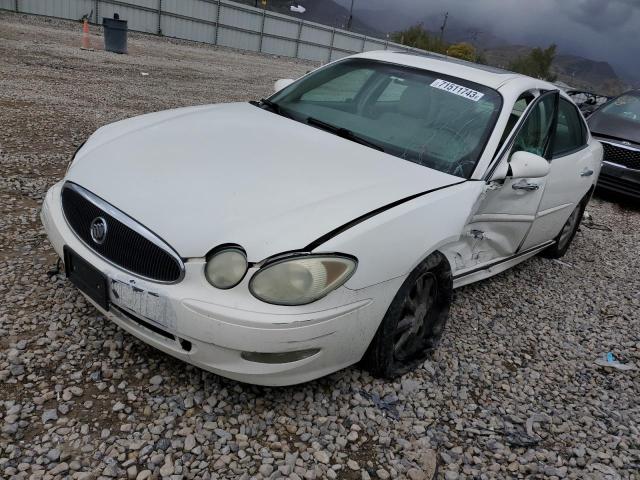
[251,98,293,119]
[306,117,384,152]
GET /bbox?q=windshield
[269,59,502,178]
[599,92,640,124]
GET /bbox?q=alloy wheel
[558,206,581,250]
[393,272,438,362]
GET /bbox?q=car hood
[588,111,640,146]
[67,102,461,260]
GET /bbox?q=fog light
[205,247,248,289]
[241,348,320,364]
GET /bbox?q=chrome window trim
[61,181,186,284]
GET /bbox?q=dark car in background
[587,90,640,199]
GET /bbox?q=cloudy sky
[338,0,640,81]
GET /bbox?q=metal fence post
[94,0,99,24]
[214,0,221,45]
[157,0,162,35]
[294,20,302,58]
[361,35,366,53]
[328,28,335,62]
[14,0,18,12]
[258,8,266,52]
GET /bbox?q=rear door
[520,98,596,250]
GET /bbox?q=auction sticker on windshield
[430,79,485,102]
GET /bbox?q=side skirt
[452,240,554,289]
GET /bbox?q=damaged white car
[41,51,602,385]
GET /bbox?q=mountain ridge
[236,0,630,95]
[345,1,633,95]
[483,46,627,95]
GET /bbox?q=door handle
[580,168,594,177]
[512,182,539,191]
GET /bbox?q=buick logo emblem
[90,217,108,245]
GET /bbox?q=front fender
[314,181,485,290]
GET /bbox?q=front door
[454,90,558,270]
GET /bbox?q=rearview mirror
[508,151,550,179]
[274,78,294,93]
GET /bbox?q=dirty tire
[361,252,453,379]
[541,197,587,259]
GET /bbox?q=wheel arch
[360,247,454,378]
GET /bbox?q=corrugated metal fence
[1,0,424,62]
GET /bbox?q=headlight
[249,254,357,305]
[205,247,248,289]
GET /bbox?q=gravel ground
[1,11,640,480]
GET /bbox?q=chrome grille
[61,183,184,283]
[601,141,640,170]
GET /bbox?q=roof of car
[351,50,530,90]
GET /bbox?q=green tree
[446,42,477,62]
[391,23,447,55]
[509,44,558,82]
[475,51,488,65]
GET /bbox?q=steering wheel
[424,125,474,175]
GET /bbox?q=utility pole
[439,11,448,43]
[347,0,354,30]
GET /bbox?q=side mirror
[509,151,550,179]
[274,78,294,93]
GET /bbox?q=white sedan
[41,51,602,385]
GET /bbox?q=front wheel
[361,252,453,378]
[540,199,586,259]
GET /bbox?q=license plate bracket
[110,279,176,330]
[64,246,109,310]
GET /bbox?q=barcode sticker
[430,79,485,102]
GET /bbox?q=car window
[271,59,503,178]
[512,97,531,117]
[512,93,556,157]
[377,77,409,102]
[497,93,535,151]
[552,98,587,157]
[598,92,640,123]
[300,68,374,103]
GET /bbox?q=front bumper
[41,182,399,385]
[597,161,640,200]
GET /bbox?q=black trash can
[103,15,128,54]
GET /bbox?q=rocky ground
[1,11,639,480]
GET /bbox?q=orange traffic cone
[81,18,90,50]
